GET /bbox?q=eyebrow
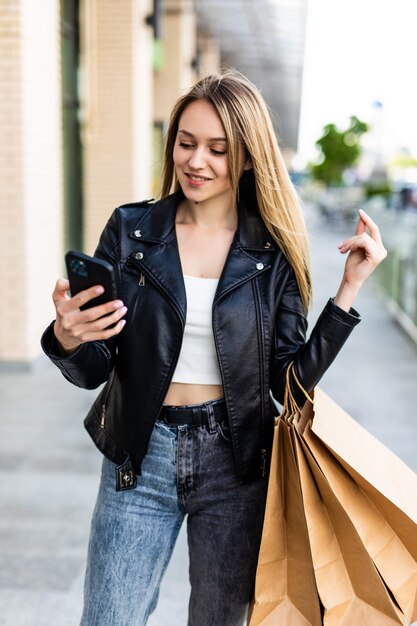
[178,129,227,142]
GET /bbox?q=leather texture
[41,191,360,486]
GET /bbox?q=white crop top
[171,275,222,385]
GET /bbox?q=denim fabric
[80,412,268,626]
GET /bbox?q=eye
[179,142,194,149]
[210,149,227,156]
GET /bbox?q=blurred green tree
[310,116,368,186]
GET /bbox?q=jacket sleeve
[270,264,361,406]
[40,208,120,390]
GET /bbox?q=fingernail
[113,300,124,308]
[95,286,104,294]
[120,319,126,328]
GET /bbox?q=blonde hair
[160,70,312,311]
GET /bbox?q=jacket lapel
[123,192,278,319]
[214,197,277,303]
[124,193,187,324]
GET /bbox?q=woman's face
[173,99,243,208]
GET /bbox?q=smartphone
[65,250,117,311]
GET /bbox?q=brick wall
[0,0,63,363]
[153,3,198,125]
[81,0,154,254]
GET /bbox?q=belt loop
[158,406,167,423]
[206,401,217,434]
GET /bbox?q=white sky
[298,0,417,165]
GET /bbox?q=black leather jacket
[42,192,360,490]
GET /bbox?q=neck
[177,195,237,231]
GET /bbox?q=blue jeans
[80,408,268,626]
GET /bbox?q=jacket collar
[124,191,278,323]
[127,190,276,251]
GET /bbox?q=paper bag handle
[284,362,313,406]
[283,362,314,432]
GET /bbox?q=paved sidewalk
[1,207,416,626]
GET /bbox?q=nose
[188,147,206,170]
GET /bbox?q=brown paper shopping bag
[306,387,417,523]
[303,414,417,622]
[250,364,417,625]
[248,419,322,626]
[291,425,404,625]
[290,367,417,623]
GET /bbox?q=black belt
[157,398,227,426]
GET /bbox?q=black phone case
[65,251,117,310]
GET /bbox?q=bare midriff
[163,382,224,406]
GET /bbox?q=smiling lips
[185,172,212,186]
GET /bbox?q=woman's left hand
[337,208,387,289]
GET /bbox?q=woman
[42,70,386,625]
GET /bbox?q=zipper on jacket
[260,449,267,478]
[100,370,115,430]
[212,305,243,478]
[253,279,267,475]
[126,255,187,425]
[126,256,185,327]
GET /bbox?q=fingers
[52,275,128,351]
[54,282,115,317]
[53,279,105,311]
[57,299,126,331]
[53,314,126,354]
[60,307,127,338]
[338,233,387,262]
[84,304,128,331]
[357,208,383,243]
[338,209,384,253]
[337,231,387,266]
[337,232,372,254]
[76,318,127,343]
[73,298,125,322]
[355,214,367,236]
[52,278,70,303]
[71,284,105,309]
[54,299,127,352]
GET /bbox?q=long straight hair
[160,70,312,311]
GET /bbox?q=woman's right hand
[52,278,127,355]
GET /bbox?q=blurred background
[1,1,417,624]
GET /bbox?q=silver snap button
[134,230,142,238]
[256,262,264,270]
[263,242,271,249]
[135,252,144,260]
